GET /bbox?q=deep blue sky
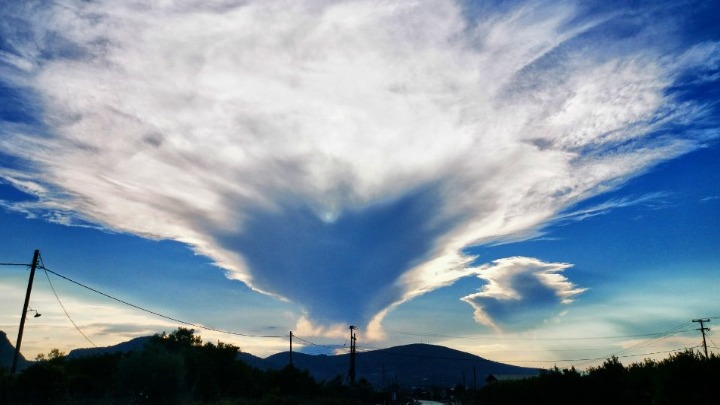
[1,0,718,367]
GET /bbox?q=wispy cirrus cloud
[0,0,717,334]
[554,192,673,223]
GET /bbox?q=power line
[16,268,713,362]
[292,334,344,351]
[39,265,285,339]
[383,328,695,341]
[10,254,341,352]
[363,323,700,366]
[352,342,700,366]
[37,252,97,348]
[572,321,693,368]
[357,347,488,362]
[356,344,667,353]
[0,262,31,267]
[8,254,716,366]
[42,267,97,348]
[707,335,719,351]
[541,347,700,364]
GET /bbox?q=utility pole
[11,250,40,375]
[348,325,357,384]
[289,331,293,367]
[693,318,710,359]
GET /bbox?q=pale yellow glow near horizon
[0,272,289,360]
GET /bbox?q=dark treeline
[478,350,720,405]
[2,328,718,404]
[0,328,380,405]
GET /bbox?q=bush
[116,344,186,404]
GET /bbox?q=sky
[0,0,719,370]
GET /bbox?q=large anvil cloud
[0,0,717,333]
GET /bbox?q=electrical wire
[8,253,717,366]
[42,266,97,348]
[359,345,700,363]
[39,264,285,339]
[572,321,693,368]
[352,342,700,366]
[293,334,345,352]
[384,328,696,341]
[352,345,483,361]
[706,335,719,352]
[30,263,713,365]
[37,253,97,347]
[353,320,701,367]
[540,346,700,365]
[613,322,692,356]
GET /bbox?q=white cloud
[0,0,717,333]
[461,257,586,331]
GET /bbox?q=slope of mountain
[41,333,265,365]
[237,351,269,369]
[67,335,152,359]
[0,330,28,371]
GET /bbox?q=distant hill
[262,343,540,389]
[0,330,29,372]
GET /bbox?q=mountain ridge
[0,330,29,371]
[0,330,539,388]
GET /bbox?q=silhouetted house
[486,373,536,384]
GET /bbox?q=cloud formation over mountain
[0,0,717,333]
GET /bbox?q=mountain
[68,337,271,369]
[2,330,539,389]
[67,335,152,359]
[0,330,29,372]
[263,343,540,389]
[237,351,269,369]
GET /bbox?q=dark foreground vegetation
[479,351,720,405]
[0,328,380,405]
[1,327,718,404]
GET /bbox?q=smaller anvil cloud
[462,257,586,332]
[0,0,718,334]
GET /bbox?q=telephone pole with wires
[693,318,710,359]
[11,250,40,375]
[348,325,357,384]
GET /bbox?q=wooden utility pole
[348,325,357,384]
[11,250,40,375]
[289,331,293,367]
[693,318,710,358]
